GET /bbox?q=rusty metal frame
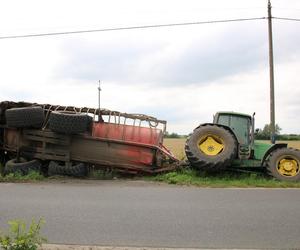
[0,101,178,174]
[0,101,167,133]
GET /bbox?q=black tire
[266,148,300,181]
[4,158,41,175]
[49,111,90,134]
[68,163,88,177]
[5,106,45,129]
[87,115,94,131]
[185,125,237,171]
[48,161,65,176]
[0,151,4,175]
[48,161,87,177]
[0,149,5,166]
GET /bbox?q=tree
[256,124,281,140]
[164,131,182,138]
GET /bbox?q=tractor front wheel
[266,148,300,181]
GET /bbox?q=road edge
[40,244,263,250]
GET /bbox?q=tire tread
[185,125,237,171]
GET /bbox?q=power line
[1,16,299,40]
[0,17,266,40]
[273,17,300,22]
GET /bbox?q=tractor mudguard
[261,143,287,165]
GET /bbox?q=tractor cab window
[217,115,251,145]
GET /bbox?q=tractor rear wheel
[266,148,300,181]
[185,125,237,171]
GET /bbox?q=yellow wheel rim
[198,135,224,156]
[277,157,300,177]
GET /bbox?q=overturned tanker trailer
[0,101,179,176]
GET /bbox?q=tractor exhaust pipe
[251,112,255,148]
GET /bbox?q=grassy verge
[0,171,44,182]
[1,169,300,187]
[1,161,299,187]
[147,168,300,188]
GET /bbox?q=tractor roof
[216,111,252,119]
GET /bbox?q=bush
[0,218,46,250]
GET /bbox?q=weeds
[0,218,46,250]
[0,171,44,183]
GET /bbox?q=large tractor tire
[4,158,41,175]
[266,148,300,181]
[48,161,88,177]
[185,125,237,171]
[5,106,44,128]
[49,111,90,134]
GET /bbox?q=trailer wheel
[185,125,237,171]
[4,158,41,175]
[48,161,87,177]
[266,148,300,181]
[49,111,90,134]
[5,106,44,128]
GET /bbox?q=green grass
[0,171,44,182]
[148,168,300,188]
[88,168,119,180]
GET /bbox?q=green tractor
[185,111,300,181]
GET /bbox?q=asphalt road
[0,181,299,249]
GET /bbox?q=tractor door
[216,113,252,159]
[228,116,250,145]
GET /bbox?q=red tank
[92,122,163,146]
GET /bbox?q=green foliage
[149,168,300,188]
[255,123,281,140]
[0,219,46,250]
[164,131,185,139]
[0,171,44,182]
[256,124,300,140]
[277,134,300,141]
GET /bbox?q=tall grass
[150,168,300,188]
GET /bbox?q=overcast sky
[0,0,299,134]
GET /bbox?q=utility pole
[268,0,276,144]
[98,80,101,121]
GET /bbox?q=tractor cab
[213,112,254,159]
[213,112,253,146]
